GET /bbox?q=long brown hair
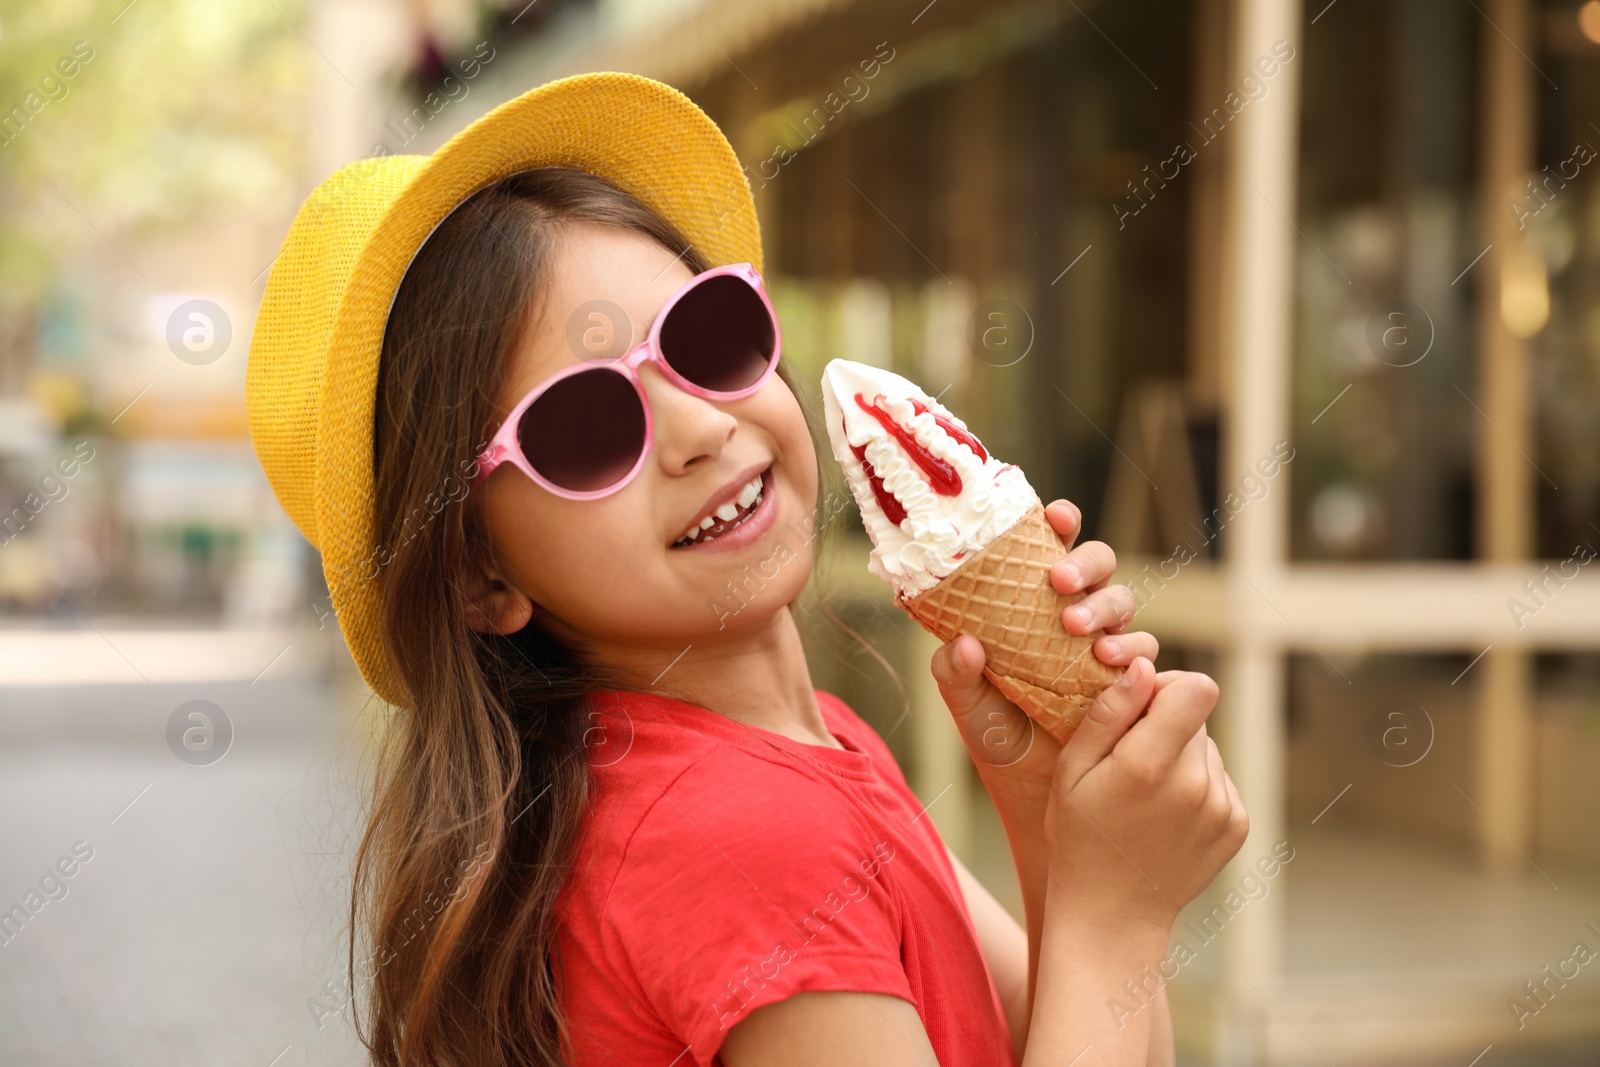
[358,166,706,1064]
[354,164,892,1066]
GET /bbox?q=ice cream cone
[898,499,1125,744]
[818,359,1126,744]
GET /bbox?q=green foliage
[0,0,307,301]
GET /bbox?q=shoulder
[603,745,909,1048]
[606,740,903,935]
[570,693,920,1060]
[624,743,885,876]
[575,688,906,915]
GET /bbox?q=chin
[699,526,814,636]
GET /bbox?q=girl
[251,74,1245,1067]
[363,166,1244,1066]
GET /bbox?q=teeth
[675,471,768,546]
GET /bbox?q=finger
[930,634,991,714]
[1150,668,1198,693]
[1050,541,1116,596]
[1223,765,1250,847]
[1204,734,1225,782]
[1203,735,1222,809]
[1179,721,1210,768]
[1043,499,1083,551]
[1208,736,1244,812]
[1222,769,1243,811]
[1124,671,1220,764]
[1094,630,1158,666]
[1064,582,1137,636]
[1155,721,1209,811]
[932,636,1043,766]
[1168,724,1214,811]
[1059,656,1154,791]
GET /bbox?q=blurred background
[2,0,1598,1063]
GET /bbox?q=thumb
[1058,656,1155,792]
[930,634,992,718]
[932,634,1051,769]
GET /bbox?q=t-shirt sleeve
[602,749,911,1065]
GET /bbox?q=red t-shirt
[554,686,1015,1066]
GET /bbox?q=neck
[598,606,836,748]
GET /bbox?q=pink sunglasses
[472,262,782,499]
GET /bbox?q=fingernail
[1100,638,1120,658]
[1068,605,1091,626]
[1059,563,1081,588]
[1117,663,1138,688]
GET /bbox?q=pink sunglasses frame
[471,261,782,499]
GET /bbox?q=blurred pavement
[0,638,373,1066]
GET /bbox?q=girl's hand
[1041,498,1144,656]
[929,498,1157,807]
[1045,658,1248,936]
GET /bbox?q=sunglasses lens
[660,274,776,393]
[517,368,645,493]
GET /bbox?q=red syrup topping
[854,393,963,497]
[849,442,907,527]
[844,417,908,528]
[907,397,988,462]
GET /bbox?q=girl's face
[467,224,819,663]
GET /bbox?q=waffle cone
[898,500,1124,744]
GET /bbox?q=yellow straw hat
[246,71,763,709]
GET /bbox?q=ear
[456,553,534,635]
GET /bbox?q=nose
[639,360,738,474]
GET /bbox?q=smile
[671,468,773,548]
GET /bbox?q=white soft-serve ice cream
[821,359,1037,599]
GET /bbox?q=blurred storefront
[0,303,303,625]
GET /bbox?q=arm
[945,831,1176,1067]
[929,501,1232,1066]
[719,667,1237,1067]
[1022,664,1246,1066]
[931,499,1160,1058]
[1147,984,1175,1067]
[722,992,937,1067]
[731,502,1231,1067]
[718,846,1028,1067]
[719,939,1175,1067]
